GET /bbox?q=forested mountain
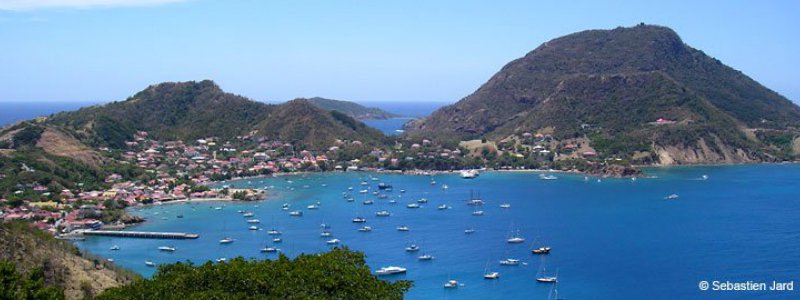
[307,97,400,119]
[46,80,387,150]
[406,24,800,164]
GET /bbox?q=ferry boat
[375,210,391,217]
[375,266,406,276]
[460,169,479,179]
[358,226,372,232]
[158,246,176,252]
[219,237,235,244]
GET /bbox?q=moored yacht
[375,266,406,276]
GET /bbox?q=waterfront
[75,165,800,299]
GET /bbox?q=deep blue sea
[74,164,800,299]
[0,102,100,126]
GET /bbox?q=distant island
[306,97,401,120]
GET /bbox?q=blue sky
[1,0,798,104]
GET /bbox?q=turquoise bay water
[75,165,800,299]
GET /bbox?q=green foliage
[0,261,64,300]
[96,247,411,300]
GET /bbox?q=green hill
[407,24,800,164]
[46,81,387,150]
[307,97,400,120]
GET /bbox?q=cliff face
[407,24,800,165]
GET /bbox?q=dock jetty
[80,230,199,239]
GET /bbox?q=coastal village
[0,126,627,236]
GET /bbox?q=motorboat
[219,237,234,244]
[417,254,434,261]
[397,225,410,231]
[539,174,558,180]
[247,219,260,224]
[260,247,280,253]
[464,228,476,234]
[407,203,420,209]
[375,266,406,276]
[472,210,484,216]
[532,246,552,254]
[248,226,259,230]
[144,260,155,267]
[437,204,449,210]
[405,244,420,252]
[460,169,479,179]
[499,258,521,266]
[242,212,255,217]
[289,210,303,216]
[375,210,391,217]
[417,198,428,203]
[326,238,340,245]
[358,226,372,232]
[363,200,374,205]
[444,280,460,288]
[110,245,120,251]
[352,217,367,223]
[320,231,333,237]
[665,194,679,200]
[158,246,176,252]
[267,229,282,235]
[307,204,319,209]
[484,272,500,279]
[499,203,511,208]
[272,237,282,243]
[378,183,392,190]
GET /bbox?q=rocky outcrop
[654,138,754,165]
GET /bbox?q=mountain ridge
[406,24,800,165]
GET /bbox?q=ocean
[0,102,100,127]
[73,164,800,299]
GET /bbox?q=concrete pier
[82,230,199,239]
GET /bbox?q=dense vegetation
[96,247,412,300]
[0,260,63,300]
[47,81,388,150]
[308,97,400,119]
[407,24,800,163]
